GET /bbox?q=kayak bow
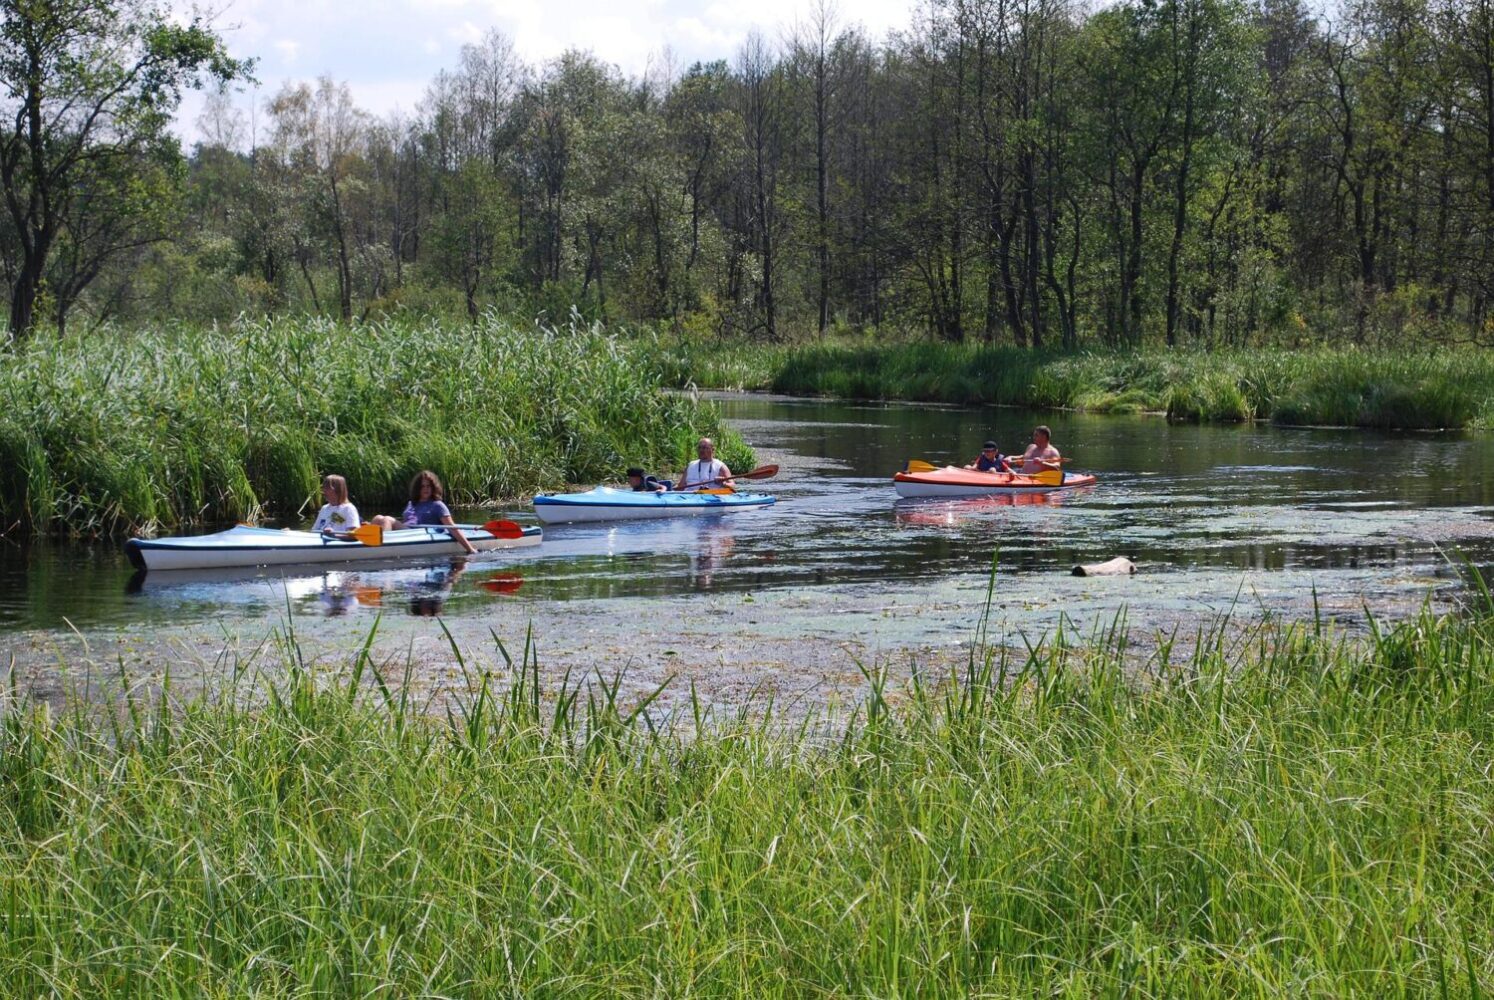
[533,486,776,525]
[892,465,1097,498]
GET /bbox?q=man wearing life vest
[678,438,735,490]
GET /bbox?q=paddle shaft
[344,518,524,548]
[907,457,1070,473]
[680,463,779,490]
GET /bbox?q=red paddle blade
[480,519,525,539]
[480,573,524,594]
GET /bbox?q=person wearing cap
[966,440,1012,473]
[1018,425,1062,473]
[626,467,671,493]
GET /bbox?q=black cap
[983,441,998,450]
[626,467,645,477]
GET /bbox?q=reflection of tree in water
[689,525,737,591]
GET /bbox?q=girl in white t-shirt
[312,474,361,537]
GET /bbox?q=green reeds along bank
[3,606,1494,996]
[0,317,751,536]
[646,337,1494,429]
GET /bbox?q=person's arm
[440,515,478,555]
[718,462,735,489]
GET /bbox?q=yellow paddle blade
[905,459,938,473]
[348,523,383,546]
[696,488,736,495]
[1030,469,1065,487]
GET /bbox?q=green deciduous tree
[0,0,246,336]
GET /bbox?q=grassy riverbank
[644,337,1494,428]
[0,318,750,536]
[3,605,1494,995]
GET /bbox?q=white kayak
[125,523,542,572]
[533,486,776,525]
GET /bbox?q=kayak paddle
[903,461,1066,487]
[347,520,522,546]
[348,523,384,546]
[479,573,524,594]
[477,519,525,539]
[690,463,779,489]
[906,457,1071,473]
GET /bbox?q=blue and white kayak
[125,523,542,572]
[532,487,776,525]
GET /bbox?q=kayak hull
[893,467,1097,498]
[125,523,542,572]
[533,487,776,524]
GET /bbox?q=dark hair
[983,440,998,450]
[626,467,645,478]
[1034,425,1051,439]
[408,469,445,503]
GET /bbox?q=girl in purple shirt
[370,470,478,554]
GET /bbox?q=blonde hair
[322,474,349,506]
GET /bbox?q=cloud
[171,0,917,138]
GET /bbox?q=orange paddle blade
[349,523,383,546]
[479,519,525,539]
[737,463,779,480]
[353,586,384,607]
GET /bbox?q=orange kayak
[892,465,1098,498]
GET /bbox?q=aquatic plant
[0,316,751,536]
[645,337,1494,430]
[2,601,1494,995]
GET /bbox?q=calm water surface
[3,395,1493,635]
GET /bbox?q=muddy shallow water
[5,395,1493,714]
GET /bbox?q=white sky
[177,0,918,143]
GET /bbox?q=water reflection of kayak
[125,523,542,572]
[892,466,1098,498]
[128,559,524,615]
[895,492,1060,526]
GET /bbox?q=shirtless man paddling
[1018,425,1062,474]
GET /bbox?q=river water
[4,395,1493,711]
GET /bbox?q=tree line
[5,0,1494,347]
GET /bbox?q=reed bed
[645,338,1494,429]
[3,602,1493,996]
[0,317,750,536]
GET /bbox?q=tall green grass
[0,317,751,535]
[647,337,1494,429]
[3,602,1494,995]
